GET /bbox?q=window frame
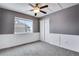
[14,17,33,34]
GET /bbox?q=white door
[40,19,45,41]
[44,18,60,46]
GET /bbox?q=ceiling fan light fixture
[33,7,40,13]
[29,3,48,16]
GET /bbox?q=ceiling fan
[28,3,48,16]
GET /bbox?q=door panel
[40,19,45,41]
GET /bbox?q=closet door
[40,19,45,41]
[44,18,60,46]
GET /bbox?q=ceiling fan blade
[40,5,48,9]
[29,3,34,7]
[29,9,33,11]
[35,13,37,16]
[40,10,47,14]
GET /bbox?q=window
[15,17,33,34]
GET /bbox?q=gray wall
[0,9,2,32]
[0,9,15,34]
[49,4,79,35]
[0,8,39,34]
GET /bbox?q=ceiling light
[33,7,40,13]
[29,3,48,16]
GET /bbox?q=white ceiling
[0,3,78,18]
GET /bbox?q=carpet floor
[0,41,79,56]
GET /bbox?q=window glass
[15,17,33,34]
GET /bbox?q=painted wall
[50,4,79,35]
[0,8,39,34]
[0,33,39,49]
[0,9,15,34]
[0,8,40,49]
[40,12,79,52]
[40,4,79,52]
